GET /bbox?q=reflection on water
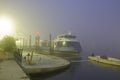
[30,63,81,80]
[89,60,120,71]
[30,51,120,80]
[31,61,120,80]
[29,66,70,80]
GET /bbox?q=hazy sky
[0,0,120,55]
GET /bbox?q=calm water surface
[30,51,120,80]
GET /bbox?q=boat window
[64,35,76,39]
[58,35,64,38]
[100,56,108,59]
[56,41,80,47]
[58,35,76,39]
[55,41,81,52]
[56,42,63,47]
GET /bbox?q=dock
[20,52,70,74]
[0,60,30,80]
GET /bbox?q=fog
[0,0,120,57]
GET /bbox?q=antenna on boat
[68,31,72,35]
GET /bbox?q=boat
[89,59,120,70]
[53,32,81,53]
[40,32,81,56]
[88,55,120,66]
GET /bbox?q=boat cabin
[100,55,108,59]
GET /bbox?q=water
[30,51,120,80]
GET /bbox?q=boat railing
[100,56,108,59]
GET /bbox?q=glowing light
[35,32,40,36]
[63,41,66,46]
[0,17,14,39]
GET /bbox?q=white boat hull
[88,56,120,66]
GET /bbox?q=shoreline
[0,59,30,80]
[16,52,71,74]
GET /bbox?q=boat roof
[54,33,79,42]
[54,38,78,42]
[57,34,76,39]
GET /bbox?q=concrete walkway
[0,60,30,80]
[21,51,70,74]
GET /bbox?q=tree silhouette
[0,36,16,52]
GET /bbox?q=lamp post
[49,34,52,54]
[35,32,40,50]
[29,35,31,49]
